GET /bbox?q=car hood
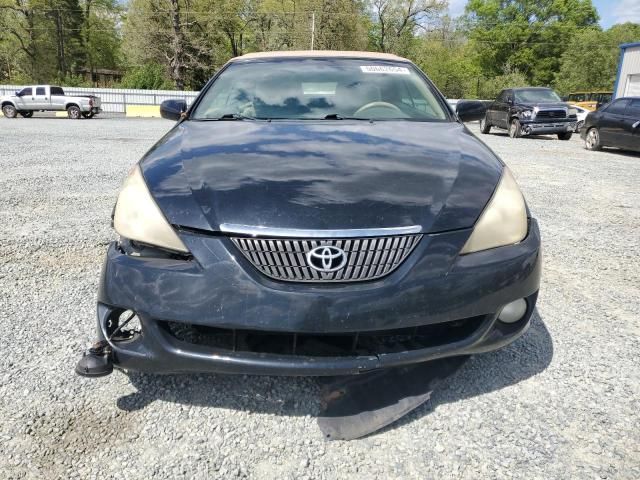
[140,120,503,234]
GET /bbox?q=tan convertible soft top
[230,50,410,62]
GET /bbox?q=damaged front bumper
[520,119,576,135]
[96,301,536,376]
[92,220,541,376]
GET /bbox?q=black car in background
[581,97,640,153]
[76,51,541,378]
[481,87,577,140]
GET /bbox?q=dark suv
[481,87,577,140]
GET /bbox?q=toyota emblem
[306,246,347,272]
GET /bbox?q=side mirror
[456,100,487,122]
[15,90,22,97]
[160,99,187,121]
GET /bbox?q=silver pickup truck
[1,85,102,119]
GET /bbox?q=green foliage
[369,0,447,54]
[60,74,94,87]
[85,4,123,72]
[118,63,174,90]
[1,0,637,100]
[121,0,372,90]
[0,0,122,84]
[463,0,599,85]
[413,32,529,99]
[479,64,528,98]
[309,0,370,51]
[412,35,481,98]
[554,23,640,94]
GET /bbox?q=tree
[84,0,123,80]
[119,63,173,89]
[309,0,369,51]
[370,0,446,54]
[411,25,481,98]
[1,0,121,83]
[0,0,48,81]
[5,0,622,95]
[123,0,212,90]
[121,0,372,90]
[463,0,599,85]
[252,0,297,51]
[48,0,87,78]
[554,23,640,94]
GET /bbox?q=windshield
[514,89,562,103]
[191,59,449,121]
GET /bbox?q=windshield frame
[187,57,455,123]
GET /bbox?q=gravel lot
[1,117,639,479]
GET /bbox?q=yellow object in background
[126,105,161,117]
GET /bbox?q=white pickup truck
[1,85,102,119]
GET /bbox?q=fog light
[498,299,527,324]
[106,309,141,341]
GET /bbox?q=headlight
[520,110,532,118]
[460,168,527,254]
[568,107,577,117]
[113,165,189,253]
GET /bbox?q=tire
[479,115,491,134]
[67,105,81,119]
[557,132,572,141]
[2,104,17,118]
[584,127,601,151]
[508,119,521,138]
[82,112,94,119]
[19,111,33,118]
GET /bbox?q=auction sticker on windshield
[360,65,410,75]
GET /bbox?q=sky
[448,0,640,28]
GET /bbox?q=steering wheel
[354,101,404,117]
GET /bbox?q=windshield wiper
[323,113,370,120]
[208,113,256,121]
[202,113,370,121]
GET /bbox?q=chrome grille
[230,235,422,282]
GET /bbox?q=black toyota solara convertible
[77,51,541,378]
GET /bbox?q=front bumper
[520,119,575,135]
[96,220,542,376]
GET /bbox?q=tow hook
[75,340,114,378]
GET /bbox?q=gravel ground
[1,117,639,479]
